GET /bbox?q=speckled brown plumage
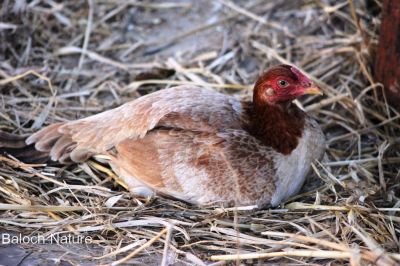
[13,65,326,207]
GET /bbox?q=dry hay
[0,0,399,265]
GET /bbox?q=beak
[303,85,323,95]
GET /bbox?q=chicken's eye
[278,80,288,88]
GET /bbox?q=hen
[2,65,325,207]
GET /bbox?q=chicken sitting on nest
[1,65,325,207]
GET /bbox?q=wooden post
[375,0,400,109]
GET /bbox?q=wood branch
[375,0,400,109]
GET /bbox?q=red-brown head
[253,65,322,105]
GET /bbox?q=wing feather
[26,86,248,162]
[60,86,246,152]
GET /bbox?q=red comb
[290,66,312,86]
[290,67,304,79]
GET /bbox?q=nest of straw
[0,0,399,265]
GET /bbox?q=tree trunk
[375,0,400,109]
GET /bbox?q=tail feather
[2,121,97,164]
[1,122,82,164]
[0,132,50,164]
[0,131,28,149]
